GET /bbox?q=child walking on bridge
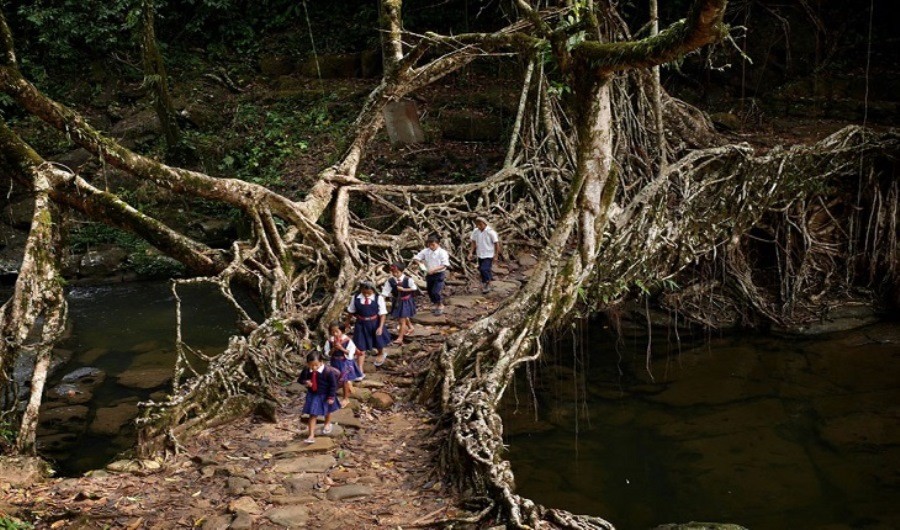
[324,322,363,404]
[413,235,450,315]
[298,351,340,443]
[346,280,392,369]
[468,216,501,294]
[382,262,417,344]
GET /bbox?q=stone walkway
[1,257,535,529]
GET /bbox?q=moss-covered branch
[572,0,727,71]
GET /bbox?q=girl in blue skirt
[324,322,364,405]
[345,281,392,369]
[298,351,340,443]
[382,262,417,344]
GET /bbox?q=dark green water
[38,282,240,475]
[502,321,900,530]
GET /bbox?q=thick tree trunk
[0,148,67,454]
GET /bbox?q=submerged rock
[780,304,881,335]
[36,432,78,453]
[653,521,747,530]
[39,405,90,430]
[89,400,139,435]
[117,367,173,389]
[45,383,94,407]
[61,367,105,385]
[819,412,900,450]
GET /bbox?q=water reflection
[502,321,900,529]
[38,281,241,475]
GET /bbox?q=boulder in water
[61,367,106,386]
[90,400,140,435]
[39,405,89,430]
[117,367,173,389]
[79,245,128,277]
[653,521,747,530]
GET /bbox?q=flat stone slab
[284,474,319,493]
[446,295,486,308]
[331,408,362,429]
[274,437,334,456]
[271,455,336,474]
[201,514,232,530]
[409,325,442,337]
[326,484,374,501]
[228,496,262,515]
[265,505,310,527]
[271,494,318,505]
[491,280,521,292]
[356,379,385,388]
[317,424,345,437]
[411,313,451,326]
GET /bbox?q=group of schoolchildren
[298,218,501,443]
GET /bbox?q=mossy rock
[0,456,54,487]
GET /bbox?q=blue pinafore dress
[329,337,364,384]
[300,366,341,417]
[352,294,392,351]
[389,277,417,318]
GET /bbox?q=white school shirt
[414,247,450,272]
[381,274,418,297]
[470,227,499,259]
[346,293,388,315]
[324,334,357,360]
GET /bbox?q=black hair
[306,351,323,363]
[328,321,344,332]
[390,262,405,272]
[426,233,441,244]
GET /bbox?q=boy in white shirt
[468,217,501,293]
[413,234,450,315]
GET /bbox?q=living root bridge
[2,0,898,528]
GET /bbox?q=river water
[32,282,239,475]
[501,320,900,530]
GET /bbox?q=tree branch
[573,0,728,71]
